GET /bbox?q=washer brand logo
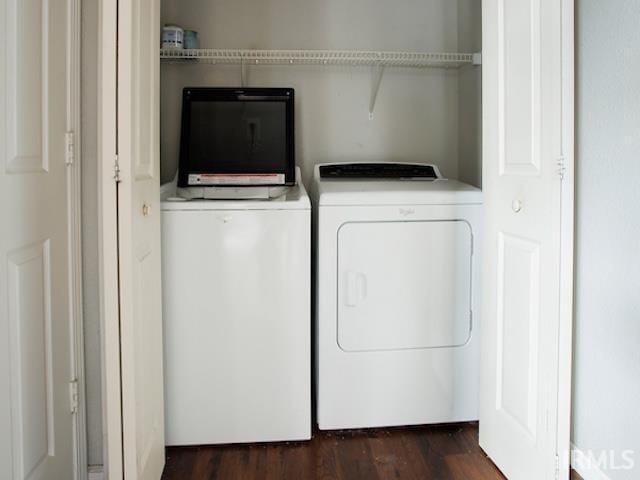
[399,208,415,216]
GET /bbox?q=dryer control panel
[319,162,441,180]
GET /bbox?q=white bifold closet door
[0,1,76,479]
[116,0,165,478]
[480,0,573,480]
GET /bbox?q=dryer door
[337,220,473,352]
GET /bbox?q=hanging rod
[160,49,481,68]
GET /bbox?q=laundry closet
[158,0,482,439]
[99,0,574,479]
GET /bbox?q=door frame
[556,0,575,478]
[97,0,123,477]
[67,0,89,478]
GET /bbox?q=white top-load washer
[311,162,483,430]
[161,168,311,445]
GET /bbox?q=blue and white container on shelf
[162,25,184,50]
[183,30,199,50]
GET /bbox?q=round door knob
[512,199,523,213]
[142,203,150,216]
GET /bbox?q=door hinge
[554,453,560,480]
[556,157,566,180]
[69,379,79,414]
[113,155,121,183]
[65,131,75,166]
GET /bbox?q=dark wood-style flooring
[162,422,504,479]
[162,423,583,480]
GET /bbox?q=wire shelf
[160,49,479,68]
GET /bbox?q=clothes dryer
[311,163,482,430]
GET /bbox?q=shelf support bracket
[369,64,386,120]
[240,58,247,87]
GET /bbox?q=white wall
[81,0,103,467]
[573,1,640,479]
[160,0,471,185]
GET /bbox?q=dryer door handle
[344,271,368,307]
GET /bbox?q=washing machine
[161,168,311,445]
[311,162,483,430]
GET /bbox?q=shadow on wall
[159,0,463,186]
[457,0,482,189]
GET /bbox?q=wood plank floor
[162,422,508,480]
[162,423,584,479]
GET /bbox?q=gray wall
[573,1,640,478]
[81,0,102,467]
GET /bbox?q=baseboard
[88,465,105,480]
[571,444,611,480]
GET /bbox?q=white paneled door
[117,0,165,479]
[480,0,573,479]
[0,0,76,479]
